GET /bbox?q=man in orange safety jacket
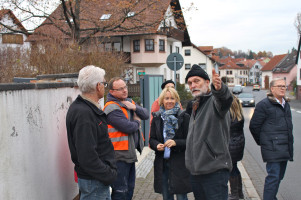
[103,77,149,200]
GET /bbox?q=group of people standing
[66,64,293,200]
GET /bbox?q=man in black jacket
[66,65,117,199]
[250,78,293,200]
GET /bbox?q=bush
[0,40,127,83]
[176,82,193,109]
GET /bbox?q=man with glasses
[250,78,294,200]
[66,65,117,199]
[103,77,149,200]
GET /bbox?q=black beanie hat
[185,64,210,83]
[161,80,175,90]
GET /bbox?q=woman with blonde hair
[228,94,245,200]
[149,87,191,200]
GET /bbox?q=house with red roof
[0,9,29,49]
[237,60,265,84]
[272,50,297,91]
[25,0,191,83]
[180,44,216,83]
[218,60,249,86]
[260,54,286,89]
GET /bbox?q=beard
[192,84,208,97]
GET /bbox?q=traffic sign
[166,53,184,71]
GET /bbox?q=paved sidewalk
[133,147,261,200]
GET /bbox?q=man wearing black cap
[185,64,233,200]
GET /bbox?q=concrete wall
[0,82,81,200]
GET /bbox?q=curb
[136,147,261,200]
[238,162,261,200]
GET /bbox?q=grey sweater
[185,83,233,175]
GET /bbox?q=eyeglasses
[99,82,108,87]
[273,85,286,89]
[112,85,128,91]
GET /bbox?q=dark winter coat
[149,110,192,194]
[229,117,245,163]
[66,95,117,185]
[249,95,294,163]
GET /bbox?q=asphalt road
[238,86,301,200]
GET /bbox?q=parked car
[238,93,255,107]
[253,84,260,91]
[232,85,243,94]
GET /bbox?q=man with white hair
[185,64,233,200]
[250,78,293,200]
[66,65,117,199]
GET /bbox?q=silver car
[238,93,255,107]
[232,85,243,94]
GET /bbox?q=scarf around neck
[159,103,180,140]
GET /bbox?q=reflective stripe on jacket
[103,100,135,150]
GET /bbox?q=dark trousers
[263,161,287,200]
[230,162,240,177]
[111,161,136,200]
[190,169,229,200]
[162,160,188,200]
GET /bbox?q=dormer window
[127,12,135,17]
[100,14,111,21]
[65,18,74,23]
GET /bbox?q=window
[65,18,74,23]
[145,39,154,51]
[176,47,179,53]
[170,45,173,53]
[185,49,191,56]
[127,12,135,17]
[226,70,232,75]
[100,14,111,21]
[159,39,165,51]
[2,34,23,44]
[250,72,253,76]
[113,42,121,51]
[105,43,111,51]
[133,40,140,52]
[240,71,242,75]
[199,63,206,71]
[185,64,191,70]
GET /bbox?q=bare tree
[1,0,187,45]
[295,12,301,35]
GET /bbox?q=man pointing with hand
[185,64,233,200]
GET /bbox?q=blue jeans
[162,160,188,200]
[264,161,287,200]
[190,169,229,200]
[78,178,111,200]
[111,161,135,200]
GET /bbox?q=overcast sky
[179,0,301,55]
